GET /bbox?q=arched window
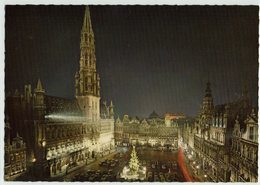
[248,148,253,160]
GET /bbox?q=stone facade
[230,109,258,182]
[5,6,115,179]
[5,122,27,181]
[115,112,179,150]
[75,6,101,122]
[180,82,258,182]
[180,119,196,151]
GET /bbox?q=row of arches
[45,124,99,141]
[231,140,257,162]
[230,165,257,182]
[49,150,97,177]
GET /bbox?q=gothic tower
[202,81,214,114]
[75,6,100,122]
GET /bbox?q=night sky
[5,5,258,117]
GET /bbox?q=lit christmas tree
[129,146,140,175]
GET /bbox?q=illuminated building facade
[4,121,27,180]
[5,6,115,178]
[179,118,196,151]
[181,82,258,182]
[165,113,186,127]
[115,111,179,150]
[230,109,258,182]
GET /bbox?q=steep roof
[213,97,253,131]
[45,95,83,117]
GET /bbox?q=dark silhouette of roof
[149,110,159,119]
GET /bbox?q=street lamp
[42,140,46,147]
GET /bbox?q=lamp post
[196,165,200,177]
[204,174,208,182]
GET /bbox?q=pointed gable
[245,109,258,124]
[116,117,121,125]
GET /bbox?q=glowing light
[204,174,207,178]
[32,158,36,162]
[44,114,86,122]
[196,165,200,169]
[42,141,46,147]
[193,161,196,164]
[178,147,193,181]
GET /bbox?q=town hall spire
[82,6,93,36]
[75,6,101,121]
[201,81,214,115]
[79,6,96,70]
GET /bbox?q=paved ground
[181,147,210,182]
[15,146,186,182]
[178,147,193,181]
[61,146,184,182]
[62,151,119,181]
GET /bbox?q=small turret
[24,84,32,104]
[75,72,80,96]
[103,101,109,118]
[33,79,46,120]
[250,108,256,118]
[109,100,114,119]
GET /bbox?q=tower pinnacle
[202,81,214,114]
[36,79,44,92]
[75,6,101,121]
[82,6,93,35]
[79,6,96,70]
[204,81,212,98]
[76,6,100,97]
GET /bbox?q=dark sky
[5,5,258,117]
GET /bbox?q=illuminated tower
[109,100,114,119]
[33,79,46,120]
[75,6,101,121]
